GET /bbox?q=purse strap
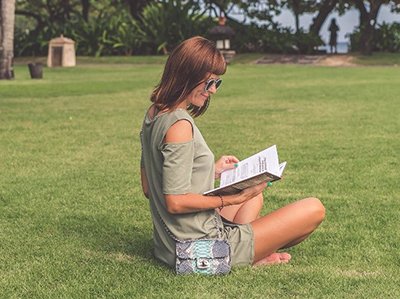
[152,201,223,243]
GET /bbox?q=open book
[204,145,286,196]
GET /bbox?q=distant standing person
[329,18,340,54]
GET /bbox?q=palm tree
[0,0,16,79]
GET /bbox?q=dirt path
[317,55,356,66]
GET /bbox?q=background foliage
[13,0,400,56]
[349,22,400,53]
[139,1,213,54]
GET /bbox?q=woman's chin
[192,102,205,108]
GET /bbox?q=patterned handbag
[175,238,231,275]
[155,206,231,275]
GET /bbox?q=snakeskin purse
[155,206,231,275]
[175,238,231,275]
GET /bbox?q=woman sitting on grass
[140,36,325,269]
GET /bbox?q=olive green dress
[140,108,254,267]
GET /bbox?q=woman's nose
[208,84,217,94]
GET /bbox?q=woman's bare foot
[253,252,292,266]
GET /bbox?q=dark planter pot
[28,63,43,79]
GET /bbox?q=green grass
[15,52,400,67]
[1,60,399,298]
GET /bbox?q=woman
[140,36,325,269]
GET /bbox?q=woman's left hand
[215,155,239,179]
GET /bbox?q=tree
[355,0,383,55]
[309,0,339,36]
[289,0,301,33]
[15,0,81,43]
[307,0,400,55]
[284,0,319,34]
[354,0,398,55]
[201,0,281,24]
[350,0,400,55]
[81,0,91,21]
[14,0,125,56]
[0,0,16,79]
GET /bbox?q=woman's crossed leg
[219,195,325,265]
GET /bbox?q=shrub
[347,28,361,52]
[348,22,400,52]
[374,22,400,52]
[230,22,323,54]
[72,11,144,56]
[293,30,324,54]
[108,11,145,56]
[139,1,213,54]
[14,8,144,57]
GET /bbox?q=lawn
[1,59,399,298]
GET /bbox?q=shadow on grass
[56,212,158,265]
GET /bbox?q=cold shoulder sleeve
[161,140,194,194]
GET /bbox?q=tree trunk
[0,0,16,79]
[359,22,375,55]
[292,0,300,34]
[309,0,338,36]
[294,12,300,34]
[81,0,90,22]
[354,0,382,55]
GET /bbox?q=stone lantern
[47,35,76,67]
[208,16,236,63]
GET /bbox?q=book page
[278,161,287,177]
[219,145,280,188]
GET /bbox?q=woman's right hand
[227,182,268,206]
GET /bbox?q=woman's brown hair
[150,36,226,117]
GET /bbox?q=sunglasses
[204,78,222,92]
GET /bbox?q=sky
[275,5,400,44]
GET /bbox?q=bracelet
[218,195,224,211]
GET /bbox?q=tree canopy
[10,0,400,57]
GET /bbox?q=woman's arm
[163,120,266,214]
[165,182,266,214]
